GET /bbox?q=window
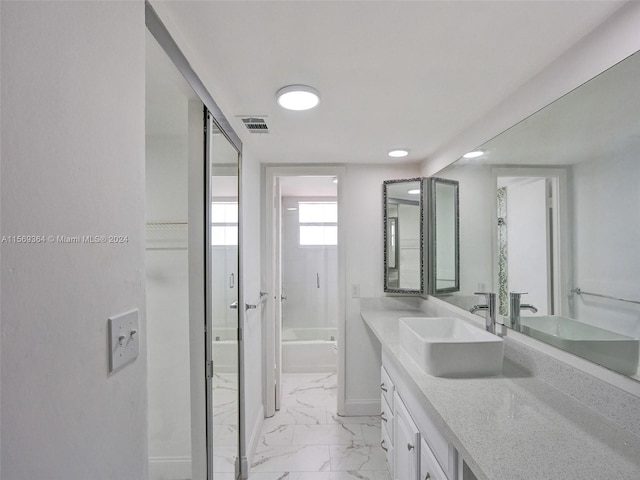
[298,201,337,246]
[211,202,238,246]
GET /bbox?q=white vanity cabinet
[380,367,395,475]
[382,354,461,480]
[394,392,420,480]
[420,437,448,480]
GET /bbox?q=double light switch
[108,309,139,373]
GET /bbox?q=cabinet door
[420,438,447,480]
[381,366,395,408]
[394,392,420,480]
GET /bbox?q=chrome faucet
[470,292,497,334]
[509,292,538,331]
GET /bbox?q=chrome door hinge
[206,360,214,379]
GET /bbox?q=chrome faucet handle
[474,292,496,301]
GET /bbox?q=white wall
[343,163,418,415]
[239,148,264,466]
[1,2,146,479]
[572,155,640,339]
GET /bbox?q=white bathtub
[282,328,337,373]
[212,328,238,373]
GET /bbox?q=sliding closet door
[205,113,241,478]
[146,5,244,478]
[145,29,208,480]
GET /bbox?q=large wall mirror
[433,50,640,380]
[383,178,425,294]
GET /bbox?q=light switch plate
[108,309,139,373]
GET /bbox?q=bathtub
[212,328,238,373]
[282,327,337,373]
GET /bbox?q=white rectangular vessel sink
[399,317,504,377]
[520,315,639,376]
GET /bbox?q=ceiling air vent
[241,117,269,134]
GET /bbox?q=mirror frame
[428,177,460,295]
[383,178,425,295]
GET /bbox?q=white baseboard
[342,398,381,416]
[148,456,191,480]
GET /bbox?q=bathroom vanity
[362,302,640,480]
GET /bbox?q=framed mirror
[432,49,640,379]
[383,178,425,294]
[428,178,460,294]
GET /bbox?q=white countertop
[361,307,640,480]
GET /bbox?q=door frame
[263,166,346,417]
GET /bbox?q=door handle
[229,273,234,289]
[316,273,320,289]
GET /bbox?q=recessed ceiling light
[276,85,320,111]
[332,177,338,184]
[388,149,409,158]
[463,150,484,159]
[408,189,420,195]
[287,207,298,211]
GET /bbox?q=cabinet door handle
[380,439,388,452]
[407,443,414,451]
[380,382,388,392]
[380,412,388,422]
[424,474,431,480]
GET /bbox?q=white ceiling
[154,1,625,165]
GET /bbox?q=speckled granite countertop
[361,307,640,480]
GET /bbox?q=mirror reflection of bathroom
[433,49,640,379]
[209,123,240,470]
[279,176,338,408]
[383,179,423,293]
[495,174,561,320]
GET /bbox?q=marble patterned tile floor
[250,373,390,480]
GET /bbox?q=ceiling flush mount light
[388,149,409,158]
[276,85,320,111]
[408,189,420,195]
[463,150,484,159]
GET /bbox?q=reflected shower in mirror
[383,178,424,294]
[433,49,640,379]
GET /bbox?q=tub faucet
[470,292,497,334]
[509,292,538,331]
